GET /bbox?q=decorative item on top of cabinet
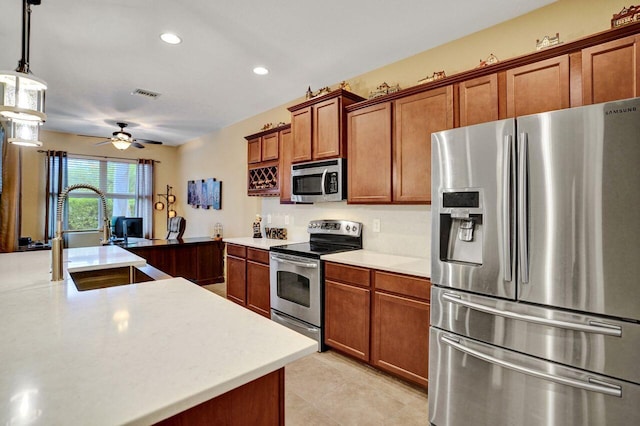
[369,82,401,98]
[612,5,640,28]
[265,227,287,239]
[288,89,365,163]
[417,71,446,85]
[536,33,561,51]
[475,53,499,68]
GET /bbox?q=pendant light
[0,0,47,147]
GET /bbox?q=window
[66,156,137,230]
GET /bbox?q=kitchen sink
[70,264,171,291]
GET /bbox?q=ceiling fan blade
[132,142,146,149]
[135,138,163,145]
[94,140,112,146]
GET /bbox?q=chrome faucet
[51,184,111,281]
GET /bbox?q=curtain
[0,127,21,253]
[135,159,154,239]
[44,151,68,243]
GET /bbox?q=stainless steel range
[270,219,362,351]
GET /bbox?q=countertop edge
[321,250,431,279]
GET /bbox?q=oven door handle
[270,255,318,269]
[272,311,319,333]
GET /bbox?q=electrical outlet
[284,215,290,225]
[372,219,381,233]
[267,214,272,224]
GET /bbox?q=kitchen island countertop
[0,247,316,425]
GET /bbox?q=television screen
[123,218,143,238]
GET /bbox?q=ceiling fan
[94,122,163,150]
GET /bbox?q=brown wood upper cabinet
[458,73,500,126]
[288,90,365,163]
[278,126,294,203]
[347,85,453,204]
[582,34,640,105]
[245,128,281,164]
[506,55,570,117]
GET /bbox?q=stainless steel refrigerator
[429,97,640,426]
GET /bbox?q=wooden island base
[156,368,284,426]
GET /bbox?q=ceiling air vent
[131,88,161,99]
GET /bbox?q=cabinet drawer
[325,262,370,287]
[227,244,247,258]
[247,248,270,264]
[374,271,430,301]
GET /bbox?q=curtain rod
[37,150,161,163]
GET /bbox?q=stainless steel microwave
[291,158,346,203]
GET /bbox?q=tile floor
[202,283,429,425]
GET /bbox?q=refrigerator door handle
[503,135,513,282]
[440,334,623,397]
[518,132,530,283]
[442,292,622,337]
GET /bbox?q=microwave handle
[321,169,328,196]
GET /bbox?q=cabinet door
[279,127,293,203]
[347,102,392,203]
[459,74,499,126]
[226,255,246,306]
[262,132,279,161]
[247,137,262,164]
[246,260,271,318]
[582,35,640,105]
[313,97,341,159]
[173,245,198,281]
[324,279,371,361]
[506,55,570,117]
[291,107,312,163]
[372,291,430,387]
[197,242,224,284]
[394,86,453,203]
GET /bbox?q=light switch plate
[372,219,381,233]
[267,214,272,224]
[284,215,290,225]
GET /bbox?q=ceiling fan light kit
[1,0,47,147]
[94,122,163,150]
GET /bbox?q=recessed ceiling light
[160,33,182,45]
[253,66,269,75]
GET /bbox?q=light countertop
[321,250,430,278]
[0,247,316,425]
[224,236,301,250]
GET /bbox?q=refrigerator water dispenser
[439,191,483,265]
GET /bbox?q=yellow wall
[20,130,178,240]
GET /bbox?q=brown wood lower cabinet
[324,262,430,388]
[125,238,224,285]
[324,279,370,361]
[226,255,247,306]
[225,244,271,318]
[155,368,284,425]
[247,260,270,317]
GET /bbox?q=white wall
[261,198,431,258]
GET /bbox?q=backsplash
[261,198,431,259]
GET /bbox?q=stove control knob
[352,226,358,233]
[346,225,351,231]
